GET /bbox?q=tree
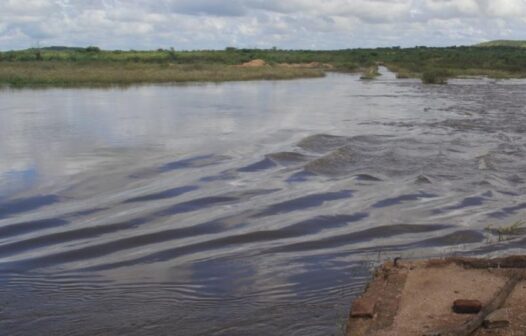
[85,46,101,52]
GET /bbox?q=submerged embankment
[1,70,526,335]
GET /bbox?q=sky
[1,0,526,51]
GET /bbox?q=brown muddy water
[1,69,526,335]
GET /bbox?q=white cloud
[1,0,526,50]
[486,0,526,17]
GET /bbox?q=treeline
[0,47,368,70]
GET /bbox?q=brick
[453,299,482,314]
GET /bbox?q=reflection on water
[2,70,526,335]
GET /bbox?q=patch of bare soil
[238,59,267,67]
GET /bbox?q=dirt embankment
[239,59,268,67]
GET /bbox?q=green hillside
[476,40,526,48]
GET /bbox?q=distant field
[1,43,526,87]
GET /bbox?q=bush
[168,47,177,61]
[85,46,101,53]
[422,69,449,84]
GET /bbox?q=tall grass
[0,62,325,88]
[485,220,526,242]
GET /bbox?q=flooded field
[1,69,526,336]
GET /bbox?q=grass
[395,70,411,79]
[0,62,325,88]
[385,64,418,79]
[485,220,526,241]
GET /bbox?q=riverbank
[2,45,526,87]
[0,62,325,88]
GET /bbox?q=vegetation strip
[1,42,526,87]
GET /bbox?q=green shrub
[422,69,449,84]
[85,46,101,53]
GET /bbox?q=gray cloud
[1,0,526,50]
[167,0,249,17]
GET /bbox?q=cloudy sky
[1,0,526,51]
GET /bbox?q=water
[1,70,526,335]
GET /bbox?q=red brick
[453,299,482,314]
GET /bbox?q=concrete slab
[347,256,526,336]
